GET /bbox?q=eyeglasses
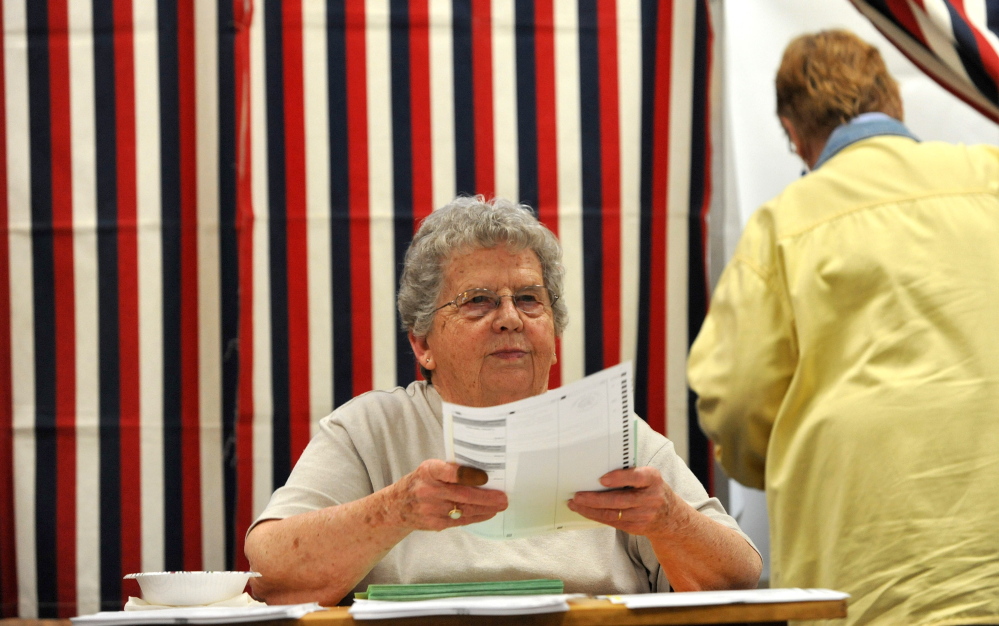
[433,285,558,319]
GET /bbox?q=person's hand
[566,467,687,538]
[387,460,508,531]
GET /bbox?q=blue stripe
[686,0,711,488]
[327,1,354,409]
[577,0,603,375]
[26,0,58,616]
[264,0,291,488]
[157,0,186,572]
[390,0,416,388]
[217,0,239,567]
[515,0,539,209]
[634,0,658,423]
[451,0,476,195]
[944,3,999,104]
[91,1,123,611]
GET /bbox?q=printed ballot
[443,361,636,540]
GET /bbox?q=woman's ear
[409,332,434,370]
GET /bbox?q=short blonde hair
[776,29,902,144]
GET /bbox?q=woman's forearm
[245,487,412,606]
[245,460,507,606]
[646,493,762,592]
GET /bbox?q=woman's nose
[492,297,524,331]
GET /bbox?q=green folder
[356,578,564,601]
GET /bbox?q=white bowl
[124,571,261,606]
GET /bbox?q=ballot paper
[603,588,850,609]
[443,361,636,540]
[348,595,574,620]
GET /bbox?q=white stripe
[303,1,333,434]
[195,0,225,571]
[911,0,977,84]
[365,0,397,391]
[69,0,101,615]
[430,0,456,208]
[665,3,695,459]
[554,0,585,385]
[618,0,642,367]
[6,0,38,615]
[133,0,166,574]
[491,0,518,201]
[250,4,274,515]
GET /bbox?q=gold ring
[449,506,463,520]
[617,510,622,520]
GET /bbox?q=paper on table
[348,595,574,620]
[604,588,850,609]
[442,361,636,540]
[359,578,564,600]
[70,602,323,625]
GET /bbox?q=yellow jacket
[689,133,999,625]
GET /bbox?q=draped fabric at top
[849,0,999,123]
[0,0,716,617]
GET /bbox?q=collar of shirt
[813,113,919,170]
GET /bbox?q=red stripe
[233,0,254,572]
[410,0,433,227]
[646,1,673,436]
[49,0,78,615]
[471,0,495,196]
[598,0,621,369]
[346,0,373,396]
[0,4,17,617]
[534,1,560,390]
[886,0,929,46]
[176,0,204,568]
[282,0,311,464]
[113,0,143,595]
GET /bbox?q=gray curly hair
[398,196,567,378]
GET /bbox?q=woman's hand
[566,467,686,537]
[567,467,762,591]
[387,460,508,531]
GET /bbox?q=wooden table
[2,596,846,626]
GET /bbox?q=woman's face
[410,245,557,408]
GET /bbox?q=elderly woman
[245,196,761,605]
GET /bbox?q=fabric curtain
[0,0,716,617]
[848,0,999,123]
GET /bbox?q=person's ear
[780,116,802,154]
[409,332,434,370]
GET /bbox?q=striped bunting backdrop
[1,0,715,617]
[848,0,999,122]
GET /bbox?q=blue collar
[813,113,919,170]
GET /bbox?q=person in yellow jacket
[688,29,999,626]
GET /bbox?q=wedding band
[618,510,622,520]
[449,506,463,520]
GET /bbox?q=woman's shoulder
[320,380,441,428]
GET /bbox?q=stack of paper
[357,578,563,601]
[348,595,573,620]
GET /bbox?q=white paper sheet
[70,602,323,625]
[442,361,636,539]
[604,588,849,609]
[348,595,573,620]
